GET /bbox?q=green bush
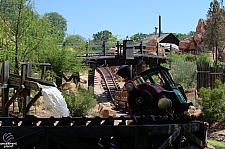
[199,79,225,125]
[169,59,197,90]
[63,87,97,116]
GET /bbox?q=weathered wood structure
[0,115,207,149]
[0,61,56,117]
[197,62,225,91]
[81,39,179,88]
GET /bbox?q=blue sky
[35,0,215,40]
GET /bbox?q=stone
[196,18,207,34]
[179,18,206,51]
[98,103,116,117]
[179,39,191,51]
[61,82,77,93]
[194,33,203,45]
[146,37,159,54]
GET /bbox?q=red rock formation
[179,18,206,52]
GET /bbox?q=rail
[105,67,120,90]
[96,67,115,103]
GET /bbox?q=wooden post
[140,41,143,54]
[1,61,10,116]
[86,41,88,57]
[103,41,106,56]
[21,62,32,116]
[116,41,120,56]
[41,66,47,80]
[156,43,159,56]
[88,63,96,88]
[25,62,32,115]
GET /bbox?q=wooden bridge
[79,40,181,87]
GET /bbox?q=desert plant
[169,59,197,90]
[199,79,225,125]
[63,87,97,116]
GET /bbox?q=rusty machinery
[114,65,193,117]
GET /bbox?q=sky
[35,0,216,40]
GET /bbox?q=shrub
[199,79,225,125]
[63,87,97,116]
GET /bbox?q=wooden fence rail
[197,63,225,91]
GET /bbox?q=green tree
[204,0,225,63]
[0,0,58,74]
[173,33,189,41]
[43,12,67,43]
[44,46,87,87]
[130,32,149,43]
[92,30,113,42]
[64,34,86,47]
[187,31,195,36]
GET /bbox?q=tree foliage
[92,30,114,42]
[173,31,195,41]
[0,0,86,88]
[64,34,86,47]
[204,0,225,53]
[43,12,67,43]
[0,0,59,74]
[199,79,225,125]
[130,32,148,43]
[162,52,213,90]
[63,87,97,116]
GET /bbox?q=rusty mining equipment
[114,65,193,117]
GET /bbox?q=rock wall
[179,18,207,52]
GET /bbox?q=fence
[197,62,225,91]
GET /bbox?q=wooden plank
[8,76,21,86]
[26,77,56,87]
[158,129,180,149]
[11,129,45,147]
[183,130,205,148]
[24,81,40,91]
[50,130,97,149]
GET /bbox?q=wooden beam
[26,90,42,114]
[183,130,205,148]
[5,85,25,108]
[50,130,97,149]
[1,61,10,116]
[158,129,180,149]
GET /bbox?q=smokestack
[154,27,158,35]
[159,15,161,37]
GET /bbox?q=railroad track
[96,66,120,103]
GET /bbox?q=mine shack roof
[135,33,180,46]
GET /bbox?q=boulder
[98,103,116,117]
[196,18,206,34]
[61,82,77,93]
[179,18,206,51]
[179,39,191,51]
[194,33,203,45]
[146,37,158,52]
[189,37,196,50]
